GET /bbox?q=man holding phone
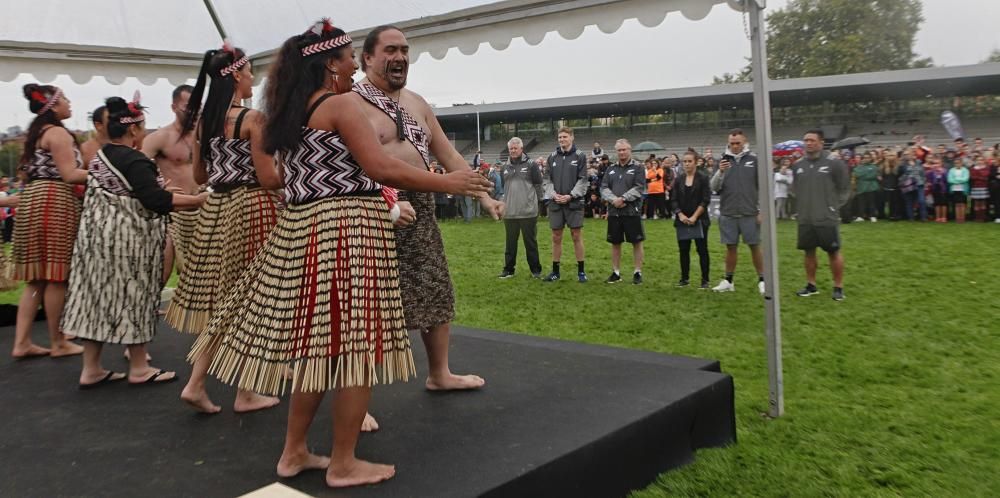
[709,128,766,295]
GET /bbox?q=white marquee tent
[1,0,784,416]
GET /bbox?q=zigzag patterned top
[22,146,82,181]
[281,127,383,205]
[353,81,430,168]
[89,146,166,197]
[206,137,256,187]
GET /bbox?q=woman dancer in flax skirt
[189,20,489,487]
[62,94,208,388]
[166,42,283,413]
[10,84,86,359]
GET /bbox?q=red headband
[120,90,145,124]
[36,88,63,115]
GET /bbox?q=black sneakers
[605,272,621,284]
[676,279,690,287]
[796,283,819,297]
[832,287,846,301]
[497,270,515,279]
[632,272,643,285]
[542,272,560,282]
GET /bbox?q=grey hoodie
[710,148,760,217]
[501,154,542,219]
[792,153,850,226]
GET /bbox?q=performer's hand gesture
[479,197,505,220]
[442,169,492,197]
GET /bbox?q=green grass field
[2,217,995,495]
[438,217,999,497]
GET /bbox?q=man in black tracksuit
[600,139,646,285]
[793,129,850,301]
[542,127,589,283]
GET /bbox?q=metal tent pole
[748,0,784,417]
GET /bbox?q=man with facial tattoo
[347,26,504,426]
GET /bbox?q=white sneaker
[712,279,735,292]
[995,218,1000,224]
[870,217,877,223]
[854,217,864,222]
[758,280,766,295]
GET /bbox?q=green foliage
[716,0,932,83]
[982,48,1000,63]
[0,143,22,179]
[440,217,1000,497]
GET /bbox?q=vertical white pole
[476,111,482,152]
[749,0,784,417]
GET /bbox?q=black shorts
[797,223,841,254]
[950,192,967,204]
[607,216,645,244]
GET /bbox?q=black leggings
[678,237,710,283]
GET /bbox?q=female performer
[10,84,86,359]
[190,20,489,487]
[62,94,207,388]
[167,42,283,413]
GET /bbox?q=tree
[715,0,932,84]
[0,143,21,179]
[982,49,1000,63]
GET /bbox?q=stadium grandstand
[435,63,1000,164]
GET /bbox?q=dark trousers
[644,193,667,218]
[504,217,542,274]
[885,189,903,220]
[856,191,878,218]
[678,237,710,283]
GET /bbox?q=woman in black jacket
[670,150,712,288]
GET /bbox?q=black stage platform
[0,321,735,498]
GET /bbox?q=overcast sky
[2,0,997,131]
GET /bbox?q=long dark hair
[263,23,350,155]
[20,83,67,165]
[182,47,247,161]
[104,97,146,139]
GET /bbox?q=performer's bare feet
[276,451,330,478]
[50,341,84,358]
[12,343,50,359]
[180,385,222,414]
[233,391,280,413]
[326,458,395,488]
[361,412,379,432]
[426,372,485,391]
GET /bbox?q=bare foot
[180,385,222,414]
[233,391,280,413]
[50,341,84,358]
[276,452,330,478]
[426,373,486,391]
[326,459,395,488]
[12,344,51,359]
[63,334,76,340]
[361,412,379,432]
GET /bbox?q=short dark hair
[362,25,402,72]
[91,105,107,125]
[729,128,746,138]
[172,84,194,102]
[805,128,824,140]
